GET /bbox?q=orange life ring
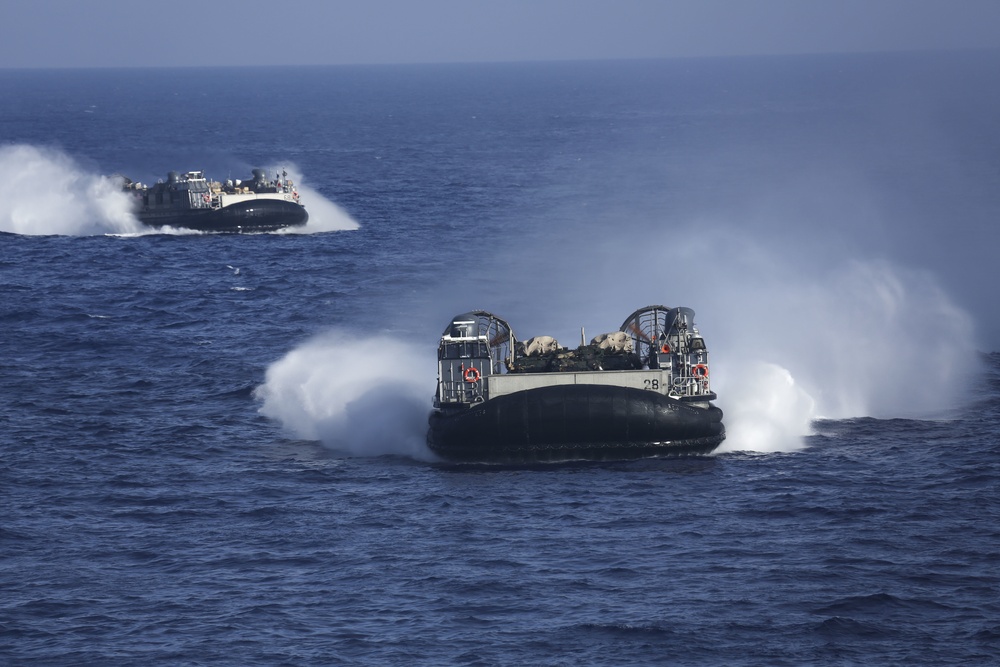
[463,367,481,383]
[692,364,709,378]
[660,344,671,353]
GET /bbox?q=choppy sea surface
[3,53,1000,665]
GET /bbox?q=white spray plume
[678,231,979,453]
[266,164,360,234]
[255,331,436,459]
[712,361,816,454]
[0,144,143,235]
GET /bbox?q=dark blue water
[3,54,1000,665]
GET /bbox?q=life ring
[692,364,709,378]
[463,367,481,383]
[660,344,671,353]
[202,194,211,203]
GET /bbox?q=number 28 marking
[643,379,660,391]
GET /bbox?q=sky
[2,0,1000,69]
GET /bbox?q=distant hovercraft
[122,169,308,233]
[427,305,725,463]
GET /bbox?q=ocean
[2,52,1000,665]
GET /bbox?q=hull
[428,384,725,463]
[138,199,308,233]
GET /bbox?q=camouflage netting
[508,344,642,373]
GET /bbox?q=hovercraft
[122,169,308,233]
[427,305,725,463]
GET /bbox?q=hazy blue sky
[2,0,999,68]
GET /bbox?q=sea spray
[713,360,816,454]
[686,237,978,451]
[265,164,360,234]
[255,331,436,459]
[706,256,978,418]
[0,144,142,235]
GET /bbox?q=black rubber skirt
[138,199,308,233]
[427,384,725,463]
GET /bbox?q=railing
[437,363,712,405]
[438,379,486,405]
[668,369,712,398]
